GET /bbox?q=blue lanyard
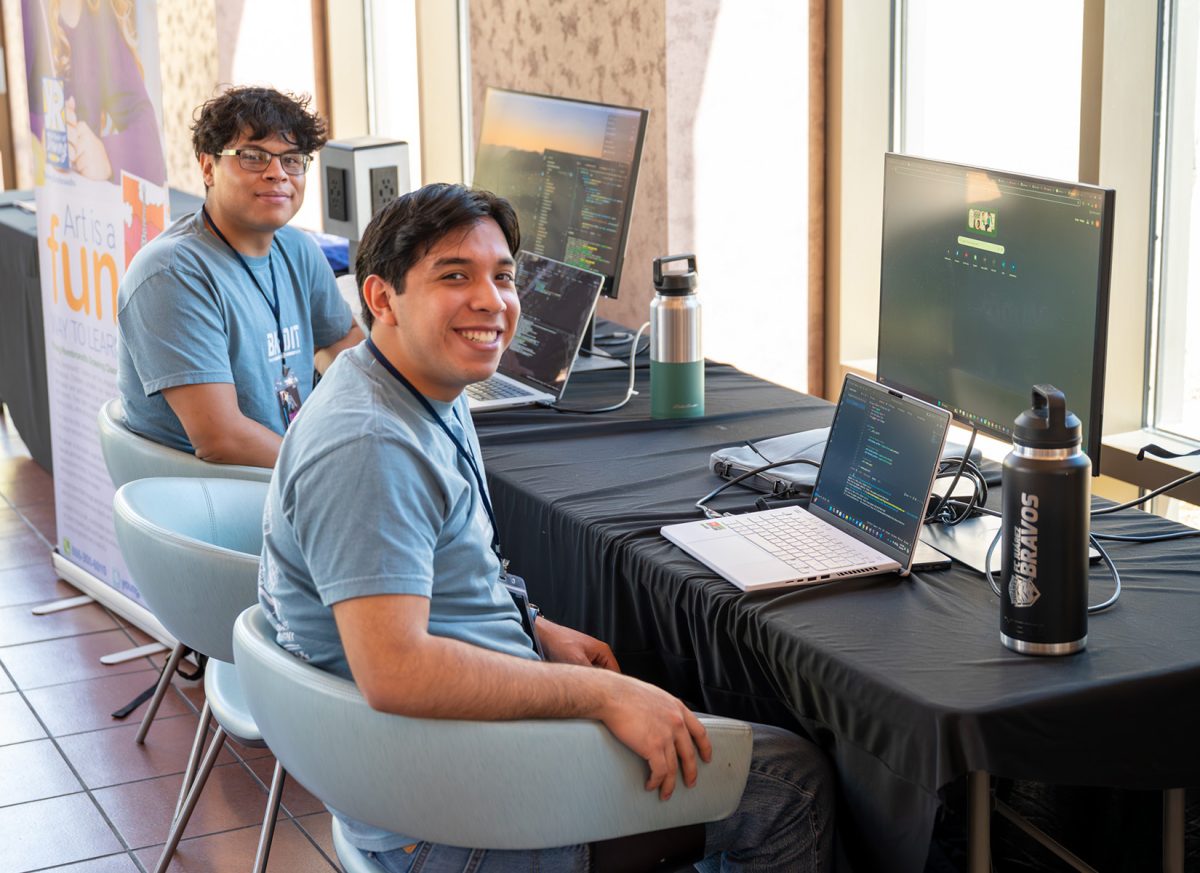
[201,207,287,373]
[364,338,505,563]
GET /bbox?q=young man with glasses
[117,86,362,467]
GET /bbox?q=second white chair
[112,476,281,873]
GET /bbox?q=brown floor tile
[57,712,237,789]
[0,455,50,490]
[0,560,77,608]
[0,692,46,744]
[35,854,143,873]
[246,756,327,817]
[0,628,159,688]
[295,811,337,864]
[0,737,82,807]
[0,532,53,572]
[136,817,339,872]
[0,506,34,537]
[0,466,55,508]
[23,666,195,737]
[0,601,120,647]
[96,759,283,850]
[18,500,58,545]
[0,792,124,870]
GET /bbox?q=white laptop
[467,251,605,412]
[662,374,953,592]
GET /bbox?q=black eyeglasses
[216,148,312,176]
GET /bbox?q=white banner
[22,0,169,611]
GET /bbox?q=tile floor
[0,407,339,872]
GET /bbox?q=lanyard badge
[275,366,302,430]
[202,207,302,430]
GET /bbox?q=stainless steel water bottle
[650,254,703,419]
[1000,385,1090,655]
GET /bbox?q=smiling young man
[117,86,362,468]
[258,183,834,872]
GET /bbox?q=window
[1152,0,1200,443]
[898,0,1085,182]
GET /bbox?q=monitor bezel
[474,86,650,302]
[875,152,1116,474]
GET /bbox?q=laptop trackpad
[702,536,794,578]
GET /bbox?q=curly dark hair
[191,86,328,161]
[355,183,521,330]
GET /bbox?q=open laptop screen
[499,252,604,394]
[810,375,951,565]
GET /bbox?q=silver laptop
[467,252,605,412]
[662,375,952,592]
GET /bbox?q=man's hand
[537,619,620,671]
[595,674,713,801]
[334,595,710,802]
[65,99,113,181]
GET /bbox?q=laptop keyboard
[720,507,879,572]
[466,378,528,401]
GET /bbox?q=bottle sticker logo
[1009,492,1041,607]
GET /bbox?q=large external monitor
[472,87,648,302]
[876,153,1115,473]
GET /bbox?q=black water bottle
[1000,385,1090,655]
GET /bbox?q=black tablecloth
[476,360,1200,873]
[0,191,51,470]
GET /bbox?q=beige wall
[469,0,668,329]
[158,0,220,198]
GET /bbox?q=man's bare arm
[333,594,712,799]
[315,324,364,374]
[161,383,280,467]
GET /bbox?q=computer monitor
[876,153,1115,472]
[472,87,648,304]
[875,153,1115,573]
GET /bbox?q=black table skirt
[476,359,1200,872]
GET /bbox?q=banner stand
[51,551,176,657]
[31,594,94,614]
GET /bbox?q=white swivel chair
[97,397,270,743]
[233,605,755,873]
[113,477,282,873]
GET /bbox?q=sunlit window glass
[1154,0,1200,441]
[900,0,1084,181]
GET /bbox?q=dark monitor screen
[501,252,604,393]
[811,375,951,564]
[876,153,1115,471]
[473,87,648,300]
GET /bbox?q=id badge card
[502,571,545,659]
[275,366,302,430]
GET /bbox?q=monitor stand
[571,313,633,372]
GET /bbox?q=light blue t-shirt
[258,343,537,852]
[117,210,352,452]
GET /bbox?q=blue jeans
[366,723,833,873]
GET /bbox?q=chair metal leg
[1164,788,1185,873]
[968,771,991,873]
[252,762,287,873]
[135,643,186,745]
[175,701,213,820]
[154,725,227,873]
